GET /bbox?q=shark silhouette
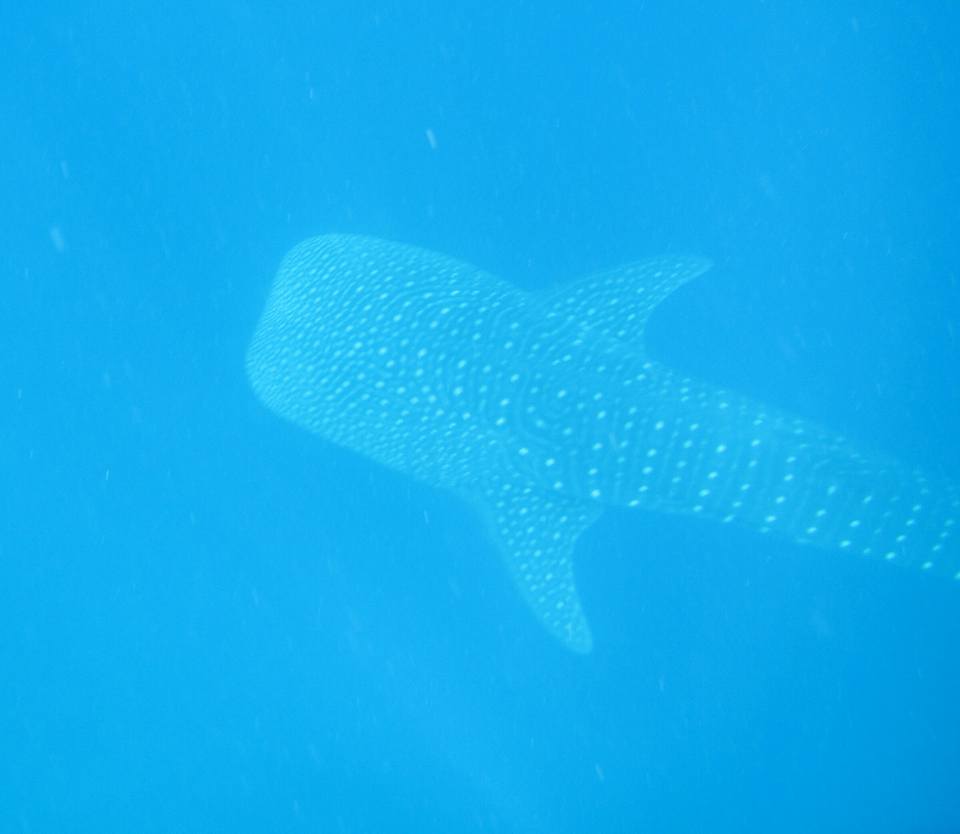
[247,234,959,652]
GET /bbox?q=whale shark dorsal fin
[466,481,603,653]
[539,255,713,348]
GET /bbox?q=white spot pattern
[247,234,960,654]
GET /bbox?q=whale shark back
[247,234,959,652]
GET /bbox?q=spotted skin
[247,234,959,652]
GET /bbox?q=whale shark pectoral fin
[465,483,603,653]
[539,255,713,347]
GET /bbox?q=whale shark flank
[247,234,959,652]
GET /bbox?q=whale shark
[246,234,959,652]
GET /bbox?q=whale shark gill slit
[246,234,959,653]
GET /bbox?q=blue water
[3,3,958,832]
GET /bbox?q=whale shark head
[247,234,959,652]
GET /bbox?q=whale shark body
[247,234,959,652]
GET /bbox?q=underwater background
[2,2,959,832]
